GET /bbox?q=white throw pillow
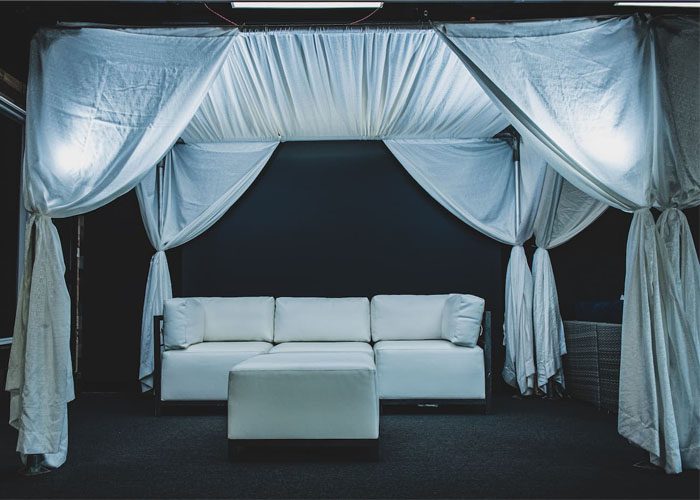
[163,298,205,349]
[441,294,485,348]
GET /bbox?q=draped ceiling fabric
[8,16,698,474]
[438,15,699,473]
[436,16,656,211]
[137,142,278,391]
[7,27,238,468]
[183,29,509,142]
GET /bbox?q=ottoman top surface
[231,351,376,373]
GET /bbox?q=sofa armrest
[154,314,164,416]
[478,311,492,413]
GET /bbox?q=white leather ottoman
[227,352,379,458]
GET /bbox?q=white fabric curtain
[532,168,608,391]
[7,27,237,468]
[12,19,697,474]
[437,15,699,472]
[650,16,700,472]
[184,28,509,142]
[436,16,655,211]
[385,137,547,395]
[136,141,278,391]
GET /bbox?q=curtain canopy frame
[8,16,698,475]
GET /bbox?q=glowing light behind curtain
[436,16,655,211]
[7,26,237,468]
[437,15,699,473]
[136,141,279,391]
[183,28,509,142]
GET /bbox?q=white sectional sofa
[154,294,492,415]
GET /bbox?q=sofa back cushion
[200,297,275,342]
[274,297,371,343]
[441,294,485,347]
[163,298,205,349]
[371,294,450,341]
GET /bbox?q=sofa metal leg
[19,454,51,476]
[366,439,381,461]
[228,440,245,461]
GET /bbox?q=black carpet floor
[0,393,698,499]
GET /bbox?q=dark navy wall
[0,117,21,342]
[180,141,507,310]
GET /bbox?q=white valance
[184,28,508,142]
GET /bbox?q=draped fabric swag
[532,169,608,391]
[438,15,699,473]
[7,27,238,468]
[136,142,278,391]
[7,17,698,474]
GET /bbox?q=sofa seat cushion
[373,340,485,399]
[270,342,373,355]
[161,342,272,401]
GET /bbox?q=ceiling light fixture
[231,1,383,8]
[614,2,700,7]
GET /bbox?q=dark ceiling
[0,1,696,83]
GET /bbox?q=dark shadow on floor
[0,393,698,498]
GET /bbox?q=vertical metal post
[157,158,165,234]
[19,454,50,476]
[483,311,492,414]
[70,216,84,390]
[154,158,166,412]
[513,136,521,236]
[154,315,163,416]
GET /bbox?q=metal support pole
[19,454,50,476]
[513,136,521,236]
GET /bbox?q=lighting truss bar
[231,2,383,8]
[0,93,25,123]
[614,2,700,7]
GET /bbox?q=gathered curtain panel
[136,141,278,391]
[386,137,550,395]
[7,26,238,468]
[532,168,608,391]
[438,14,699,473]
